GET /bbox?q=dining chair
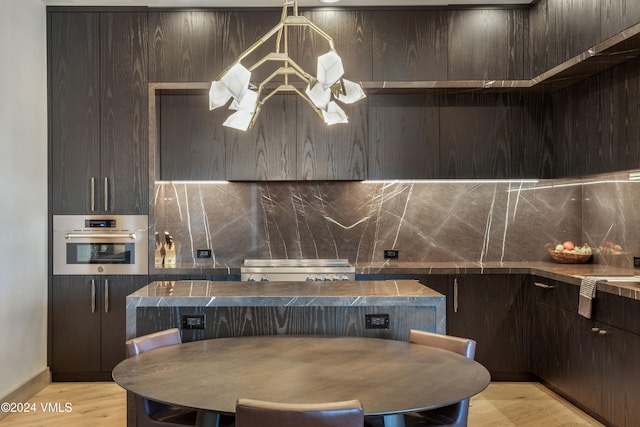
[125,328,198,427]
[404,329,477,427]
[235,398,364,427]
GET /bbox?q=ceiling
[43,0,535,7]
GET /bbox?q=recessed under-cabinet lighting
[362,179,539,184]
[156,181,230,185]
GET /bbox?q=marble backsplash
[152,171,639,268]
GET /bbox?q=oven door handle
[64,233,136,240]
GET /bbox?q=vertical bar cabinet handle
[90,177,95,212]
[91,279,96,313]
[104,177,109,212]
[104,279,109,313]
[453,277,459,313]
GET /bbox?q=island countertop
[129,279,442,304]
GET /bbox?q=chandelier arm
[216,22,285,79]
[257,84,323,122]
[247,54,312,83]
[257,67,310,94]
[292,87,325,120]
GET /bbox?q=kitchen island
[125,279,445,342]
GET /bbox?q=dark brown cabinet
[529,276,640,426]
[48,11,148,214]
[446,274,528,380]
[51,275,147,381]
[398,274,529,380]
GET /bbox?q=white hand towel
[578,276,604,319]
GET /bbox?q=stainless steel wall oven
[53,215,148,275]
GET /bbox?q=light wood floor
[0,382,603,427]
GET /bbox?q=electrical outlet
[196,249,212,258]
[384,249,399,259]
[182,314,205,330]
[365,313,390,329]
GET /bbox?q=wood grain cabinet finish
[149,10,284,83]
[376,274,529,380]
[529,0,640,78]
[301,9,372,82]
[368,94,440,179]
[48,12,101,214]
[371,10,448,81]
[528,277,640,427]
[447,9,526,81]
[552,58,640,177]
[148,11,223,82]
[51,276,148,381]
[159,95,226,180]
[48,12,148,214]
[446,274,529,380]
[439,95,516,179]
[100,12,149,214]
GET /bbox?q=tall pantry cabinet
[47,10,149,380]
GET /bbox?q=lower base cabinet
[530,276,640,427]
[51,275,148,381]
[388,274,530,380]
[447,274,529,380]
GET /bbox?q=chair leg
[383,414,406,427]
[195,410,220,427]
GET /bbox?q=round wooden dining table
[113,335,490,427]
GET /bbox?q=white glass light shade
[221,63,252,100]
[230,89,259,113]
[305,82,332,110]
[317,51,344,90]
[223,110,255,131]
[321,101,348,125]
[209,81,232,110]
[335,79,366,104]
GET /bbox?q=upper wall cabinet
[370,9,525,81]
[368,92,554,180]
[49,12,148,214]
[372,11,448,81]
[148,10,283,82]
[447,9,525,81]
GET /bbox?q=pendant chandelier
[208,0,366,131]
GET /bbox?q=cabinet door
[529,279,562,385]
[368,94,440,179]
[49,12,101,214]
[602,327,640,427]
[555,311,603,415]
[51,276,101,375]
[297,98,368,180]
[448,274,527,379]
[101,276,148,371]
[100,12,149,214]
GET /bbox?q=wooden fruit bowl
[549,250,592,264]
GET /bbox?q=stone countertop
[128,279,445,307]
[151,261,640,301]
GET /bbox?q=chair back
[408,329,476,359]
[407,329,476,427]
[125,328,182,357]
[125,328,190,426]
[235,398,364,427]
